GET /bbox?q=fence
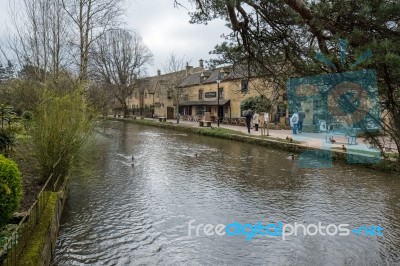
[0,172,66,266]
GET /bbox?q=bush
[0,129,15,155]
[31,88,96,180]
[0,154,23,227]
[22,111,34,121]
[8,122,25,135]
[240,95,272,113]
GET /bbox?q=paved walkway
[151,118,381,152]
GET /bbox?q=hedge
[0,154,23,228]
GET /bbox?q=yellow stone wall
[126,85,181,118]
[125,74,278,119]
[181,78,273,117]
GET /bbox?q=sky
[125,1,230,76]
[0,0,231,77]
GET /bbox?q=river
[52,121,400,265]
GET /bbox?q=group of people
[244,109,269,134]
[289,109,305,135]
[244,108,306,135]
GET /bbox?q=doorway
[167,107,174,119]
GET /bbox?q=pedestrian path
[158,118,384,153]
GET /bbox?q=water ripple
[52,123,400,265]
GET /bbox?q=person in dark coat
[244,109,253,134]
[298,109,306,133]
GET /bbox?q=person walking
[244,109,253,134]
[263,112,269,136]
[298,109,305,133]
[290,111,299,135]
[253,112,260,131]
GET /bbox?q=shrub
[22,111,34,121]
[8,122,26,135]
[0,154,23,227]
[240,95,272,113]
[0,129,15,155]
[31,88,96,180]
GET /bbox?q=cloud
[0,0,231,74]
[125,0,230,75]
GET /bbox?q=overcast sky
[126,1,230,76]
[0,0,230,77]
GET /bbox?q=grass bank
[110,117,399,173]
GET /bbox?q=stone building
[177,65,279,120]
[126,60,287,121]
[126,64,203,118]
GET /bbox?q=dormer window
[219,68,226,80]
[200,73,207,83]
[200,71,211,83]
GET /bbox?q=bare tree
[61,0,124,82]
[6,0,69,81]
[91,28,152,116]
[162,52,189,123]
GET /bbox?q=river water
[52,121,400,265]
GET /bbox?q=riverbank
[1,137,69,265]
[108,117,399,173]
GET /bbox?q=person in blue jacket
[290,111,299,135]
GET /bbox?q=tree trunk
[123,103,129,117]
[176,104,180,124]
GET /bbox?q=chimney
[199,59,204,68]
[157,69,161,76]
[185,62,193,77]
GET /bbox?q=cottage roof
[136,78,150,93]
[178,72,202,87]
[178,65,254,88]
[134,67,203,93]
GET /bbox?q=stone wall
[2,179,69,266]
[39,187,67,266]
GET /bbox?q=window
[199,89,203,100]
[218,88,223,99]
[196,105,211,115]
[135,92,138,98]
[241,79,249,93]
[167,90,173,98]
[145,92,148,98]
[183,94,188,101]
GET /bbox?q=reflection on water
[52,121,400,265]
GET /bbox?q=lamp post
[216,74,221,127]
